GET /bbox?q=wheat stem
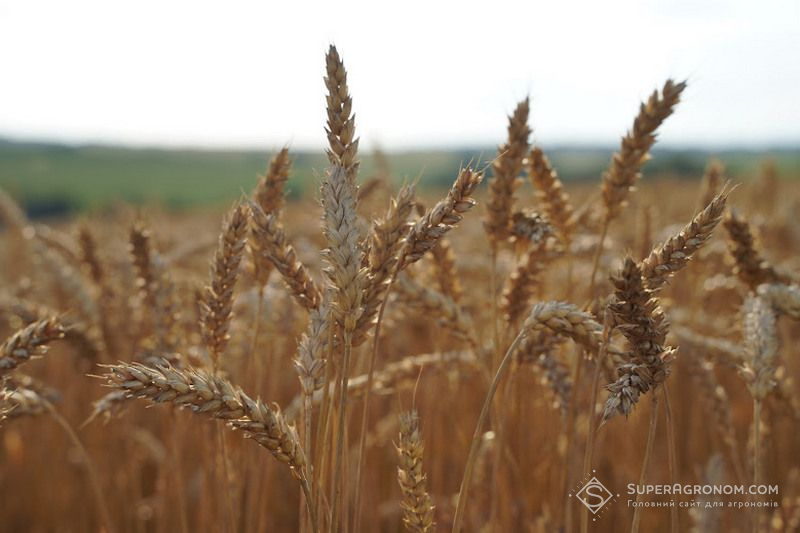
[631,393,659,533]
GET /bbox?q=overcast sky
[1,0,798,150]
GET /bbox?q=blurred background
[1,0,798,216]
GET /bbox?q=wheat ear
[724,209,789,289]
[0,317,65,376]
[603,258,675,421]
[529,146,575,242]
[200,203,248,370]
[103,362,318,530]
[400,167,483,269]
[325,45,359,185]
[248,201,322,310]
[396,411,435,533]
[484,98,531,243]
[698,158,725,211]
[601,79,687,220]
[640,188,729,291]
[354,184,416,346]
[251,147,292,286]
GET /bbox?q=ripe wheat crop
[1,46,798,533]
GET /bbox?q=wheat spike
[522,301,603,353]
[603,258,675,421]
[485,98,531,243]
[249,201,322,310]
[529,146,575,242]
[400,167,483,269]
[251,148,292,286]
[354,184,416,345]
[396,410,435,533]
[723,209,790,289]
[739,295,778,400]
[104,361,307,475]
[698,158,725,211]
[200,203,248,369]
[0,317,65,376]
[602,79,687,220]
[325,45,359,186]
[321,164,367,332]
[640,188,729,291]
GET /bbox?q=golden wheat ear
[601,79,687,221]
[396,410,435,533]
[485,97,531,244]
[199,203,248,371]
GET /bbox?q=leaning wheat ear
[484,98,531,244]
[250,147,292,287]
[640,187,729,291]
[0,317,65,376]
[199,203,248,371]
[354,183,416,346]
[103,361,318,530]
[396,411,435,533]
[601,80,687,220]
[723,208,790,289]
[248,201,322,310]
[400,167,484,270]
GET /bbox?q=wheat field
[1,46,799,533]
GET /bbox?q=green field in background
[1,139,798,217]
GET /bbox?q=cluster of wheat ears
[1,46,799,533]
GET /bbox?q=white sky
[1,0,798,150]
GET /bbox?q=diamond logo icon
[575,476,614,514]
